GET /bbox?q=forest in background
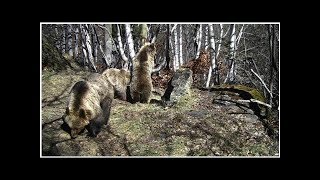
[42,23,279,111]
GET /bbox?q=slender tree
[67,24,73,56]
[80,24,97,72]
[173,24,179,71]
[179,25,183,66]
[165,24,171,69]
[195,24,202,59]
[116,25,129,69]
[205,24,216,87]
[125,24,136,60]
[104,24,112,67]
[74,25,79,59]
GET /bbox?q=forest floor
[41,68,279,157]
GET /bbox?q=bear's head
[145,42,156,58]
[64,107,92,138]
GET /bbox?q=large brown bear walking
[64,74,114,138]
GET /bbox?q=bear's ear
[79,108,92,119]
[149,43,155,51]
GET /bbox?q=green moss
[175,90,197,109]
[234,85,265,102]
[217,84,265,102]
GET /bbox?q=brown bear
[64,74,114,138]
[102,68,131,101]
[130,42,156,103]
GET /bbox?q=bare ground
[41,69,279,157]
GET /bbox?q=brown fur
[130,43,156,103]
[102,68,131,101]
[64,74,114,138]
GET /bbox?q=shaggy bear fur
[130,43,156,103]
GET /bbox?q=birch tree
[195,24,202,58]
[165,24,171,69]
[66,24,73,56]
[54,25,61,51]
[62,25,66,54]
[104,24,112,67]
[74,25,79,59]
[125,24,136,60]
[205,24,216,88]
[140,24,148,46]
[90,25,98,63]
[204,25,209,51]
[173,24,179,71]
[224,24,245,83]
[267,24,276,107]
[116,25,129,69]
[179,25,183,66]
[80,24,97,72]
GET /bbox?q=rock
[161,68,193,107]
[186,110,209,119]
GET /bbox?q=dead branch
[237,99,272,108]
[152,57,166,73]
[250,69,273,98]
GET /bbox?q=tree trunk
[224,24,236,83]
[195,24,202,58]
[165,24,170,69]
[179,25,183,66]
[268,24,275,107]
[204,25,209,51]
[216,24,224,59]
[140,24,148,46]
[125,24,136,60]
[80,24,97,72]
[54,25,61,51]
[67,24,73,57]
[116,25,129,69]
[104,24,112,67]
[62,25,66,54]
[205,24,216,88]
[79,25,88,66]
[74,25,79,59]
[151,24,161,43]
[173,24,179,71]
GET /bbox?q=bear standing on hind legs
[130,42,156,103]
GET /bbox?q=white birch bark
[116,25,129,68]
[91,25,97,63]
[171,24,178,33]
[179,24,183,66]
[224,24,236,83]
[81,24,97,72]
[204,25,209,51]
[79,25,88,65]
[205,24,216,88]
[235,24,244,57]
[125,24,136,59]
[116,25,128,62]
[104,24,112,66]
[173,24,179,71]
[195,24,202,58]
[216,24,224,58]
[74,25,79,58]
